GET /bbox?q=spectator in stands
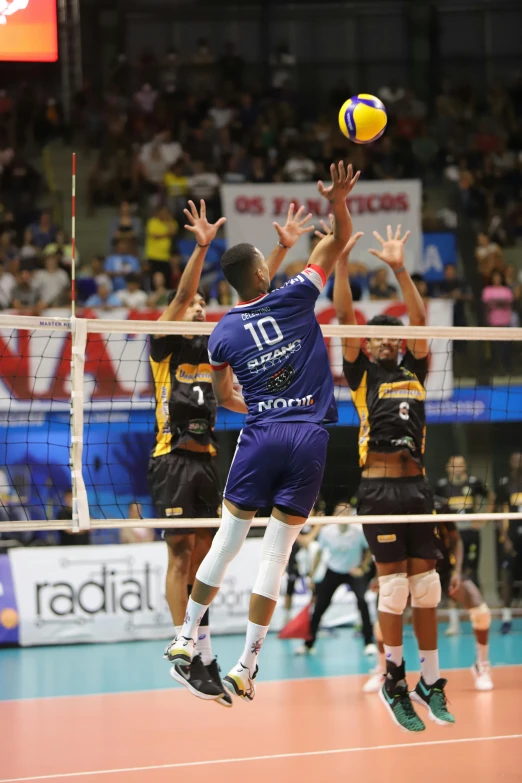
[145,204,178,285]
[33,251,70,307]
[0,228,17,264]
[134,83,158,115]
[120,502,155,543]
[209,279,234,306]
[453,170,488,227]
[504,264,521,326]
[189,160,220,218]
[219,42,244,90]
[147,271,169,308]
[435,264,472,327]
[159,48,180,96]
[475,232,502,279]
[108,200,142,252]
[10,266,41,313]
[191,38,215,90]
[208,96,233,130]
[371,136,404,180]
[85,280,122,310]
[0,259,15,309]
[411,273,429,300]
[19,227,38,264]
[482,270,514,370]
[137,131,182,205]
[116,273,148,309]
[29,209,56,249]
[104,237,141,291]
[44,229,76,270]
[164,161,190,221]
[283,147,316,182]
[369,267,398,300]
[270,42,296,90]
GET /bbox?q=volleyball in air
[338,94,387,144]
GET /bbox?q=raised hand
[368,224,411,271]
[317,162,360,204]
[314,213,335,240]
[183,199,226,246]
[274,203,314,248]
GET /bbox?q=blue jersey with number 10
[208,264,338,425]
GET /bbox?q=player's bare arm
[211,365,248,414]
[158,199,226,324]
[330,223,364,363]
[369,224,428,358]
[265,204,314,280]
[309,161,360,279]
[447,528,464,595]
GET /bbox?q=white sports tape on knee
[469,603,491,631]
[253,516,304,601]
[377,573,409,615]
[196,506,251,588]
[408,570,441,609]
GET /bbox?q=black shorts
[357,476,440,564]
[148,449,221,536]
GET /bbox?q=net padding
[1,312,521,532]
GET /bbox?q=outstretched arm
[158,200,226,323]
[369,225,428,358]
[265,204,314,280]
[308,162,360,279]
[330,227,364,363]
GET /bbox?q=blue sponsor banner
[0,554,19,644]
[0,386,520,522]
[422,232,457,283]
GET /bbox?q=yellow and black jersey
[149,334,218,458]
[495,475,522,540]
[434,476,487,514]
[343,350,428,467]
[435,520,458,574]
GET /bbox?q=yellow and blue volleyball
[338,94,387,144]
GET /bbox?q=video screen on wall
[0,0,58,62]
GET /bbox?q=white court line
[1,734,521,782]
[1,663,520,705]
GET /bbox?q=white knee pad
[378,573,409,615]
[196,506,251,588]
[469,603,491,631]
[253,516,304,601]
[408,570,441,609]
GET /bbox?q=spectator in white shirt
[0,259,15,309]
[208,96,233,130]
[133,83,158,114]
[116,273,148,309]
[138,132,183,201]
[283,149,316,182]
[34,251,70,307]
[295,501,375,656]
[189,160,221,220]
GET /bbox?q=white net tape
[1,313,521,531]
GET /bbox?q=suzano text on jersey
[208,265,338,425]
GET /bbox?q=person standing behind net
[169,162,360,703]
[434,455,488,635]
[294,500,375,656]
[494,451,522,634]
[160,199,320,701]
[334,224,455,732]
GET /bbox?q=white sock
[180,597,208,642]
[477,642,489,665]
[419,649,440,685]
[240,621,269,671]
[502,607,512,623]
[384,644,403,666]
[448,607,460,626]
[175,625,182,638]
[196,625,213,666]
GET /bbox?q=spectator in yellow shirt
[145,205,178,285]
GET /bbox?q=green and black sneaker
[410,677,455,726]
[379,660,425,733]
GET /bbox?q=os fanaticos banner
[0,299,453,413]
[0,0,58,62]
[220,180,423,273]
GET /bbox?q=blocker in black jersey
[344,349,439,563]
[495,472,522,579]
[147,333,220,533]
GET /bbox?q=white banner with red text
[0,298,453,412]
[7,540,372,646]
[220,180,423,273]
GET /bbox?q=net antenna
[69,152,89,531]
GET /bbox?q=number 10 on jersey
[244,316,284,351]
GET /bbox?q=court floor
[1,621,521,783]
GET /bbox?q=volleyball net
[0,311,521,532]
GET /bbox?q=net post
[70,315,90,530]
